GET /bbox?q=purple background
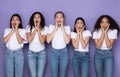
[0,0,120,77]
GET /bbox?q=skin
[47,13,70,44]
[3,16,24,44]
[72,19,90,49]
[94,17,115,48]
[26,13,45,44]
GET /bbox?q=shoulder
[84,30,91,34]
[42,26,48,31]
[109,29,117,33]
[4,28,11,31]
[108,29,118,35]
[93,29,101,34]
[64,25,70,29]
[4,28,12,33]
[71,32,77,38]
[19,28,26,33]
[49,24,54,28]
[71,32,76,35]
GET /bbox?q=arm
[46,26,58,43]
[72,33,79,49]
[104,32,115,48]
[26,29,37,43]
[79,32,90,49]
[3,29,14,43]
[15,29,24,44]
[38,30,46,45]
[94,32,105,48]
[61,25,70,44]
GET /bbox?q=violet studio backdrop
[0,0,120,77]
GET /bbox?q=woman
[47,11,71,77]
[26,12,47,77]
[3,14,26,77]
[93,15,120,77]
[71,17,91,77]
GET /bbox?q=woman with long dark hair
[93,15,120,77]
[26,12,47,77]
[71,17,91,77]
[3,14,26,77]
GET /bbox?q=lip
[13,23,16,26]
[36,21,38,23]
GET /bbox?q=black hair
[29,12,45,32]
[54,11,65,18]
[10,14,23,28]
[93,15,120,35]
[73,17,86,32]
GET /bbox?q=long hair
[93,15,120,35]
[10,14,23,28]
[73,17,86,32]
[29,12,45,32]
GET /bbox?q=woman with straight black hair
[71,17,91,77]
[3,14,26,77]
[93,15,120,77]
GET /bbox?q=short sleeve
[84,30,92,37]
[109,29,118,39]
[93,31,99,39]
[3,28,11,38]
[71,32,76,38]
[42,26,48,35]
[19,29,26,39]
[65,26,71,34]
[26,25,31,33]
[47,25,54,34]
[19,29,27,43]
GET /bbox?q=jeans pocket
[28,50,34,56]
[106,51,113,58]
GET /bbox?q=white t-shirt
[93,29,118,50]
[47,24,71,49]
[71,30,92,52]
[3,28,26,50]
[26,25,48,52]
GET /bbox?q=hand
[12,23,18,32]
[80,26,84,33]
[105,25,109,32]
[12,24,15,31]
[35,25,41,31]
[60,22,64,29]
[55,22,58,30]
[76,27,80,34]
[104,25,109,35]
[101,25,109,34]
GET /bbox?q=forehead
[12,16,19,19]
[56,13,63,16]
[101,17,108,21]
[76,19,83,23]
[34,13,40,16]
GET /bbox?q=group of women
[3,11,120,77]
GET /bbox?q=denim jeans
[5,48,24,77]
[94,48,114,77]
[28,49,46,77]
[72,51,90,77]
[50,47,68,77]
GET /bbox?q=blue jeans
[94,48,114,77]
[5,48,24,77]
[72,51,90,77]
[50,47,68,77]
[28,49,46,77]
